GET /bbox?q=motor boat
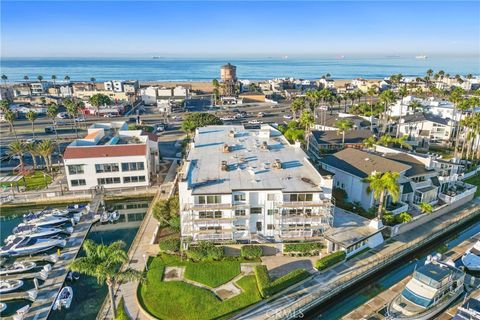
[0,302,6,312]
[19,215,69,228]
[0,261,36,275]
[109,211,120,223]
[67,204,88,213]
[66,271,80,282]
[387,255,465,320]
[462,240,480,271]
[53,286,73,310]
[51,208,70,216]
[100,211,111,223]
[0,279,24,293]
[12,305,29,320]
[0,236,66,257]
[7,226,72,243]
[453,294,480,319]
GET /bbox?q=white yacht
[7,226,72,243]
[453,294,480,319]
[0,302,6,312]
[19,215,69,228]
[53,286,73,310]
[0,261,36,275]
[12,305,29,320]
[387,257,465,320]
[462,240,480,271]
[67,204,88,213]
[0,279,24,293]
[0,236,66,257]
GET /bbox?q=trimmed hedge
[254,265,310,298]
[186,241,225,262]
[159,237,180,253]
[283,242,322,255]
[315,251,346,271]
[241,245,263,260]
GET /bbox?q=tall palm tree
[335,118,354,147]
[64,98,79,137]
[37,75,43,83]
[26,110,37,140]
[454,99,471,157]
[90,77,96,90]
[378,89,396,134]
[24,142,39,170]
[23,75,29,82]
[364,171,400,221]
[299,109,314,132]
[367,85,378,104]
[68,240,144,319]
[4,110,18,141]
[47,103,61,153]
[36,140,55,172]
[8,140,25,171]
[290,97,306,119]
[1,74,7,86]
[64,75,70,82]
[51,75,57,87]
[362,136,377,150]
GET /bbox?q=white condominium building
[179,125,334,243]
[63,121,159,191]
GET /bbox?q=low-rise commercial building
[63,121,159,191]
[179,125,334,243]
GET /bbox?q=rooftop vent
[223,144,231,153]
[229,130,236,138]
[260,141,269,151]
[221,160,229,171]
[273,159,282,170]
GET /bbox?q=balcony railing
[386,202,409,215]
[280,200,331,208]
[184,203,233,210]
[439,183,477,204]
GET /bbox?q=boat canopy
[401,287,433,308]
[413,263,451,288]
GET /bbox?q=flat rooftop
[184,125,328,194]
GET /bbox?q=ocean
[0,56,479,82]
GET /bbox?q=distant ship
[152,56,162,59]
[415,55,428,59]
[336,55,345,59]
[282,55,288,60]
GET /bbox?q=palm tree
[454,98,471,156]
[8,140,25,171]
[68,240,144,318]
[335,118,354,147]
[364,171,400,221]
[23,75,29,82]
[408,100,423,113]
[419,202,433,214]
[0,99,10,113]
[51,75,57,87]
[90,77,96,90]
[36,140,55,172]
[290,97,306,119]
[47,103,60,152]
[367,85,378,104]
[26,110,37,140]
[64,75,70,82]
[4,110,18,141]
[37,75,43,83]
[363,136,377,150]
[379,89,396,133]
[64,98,79,137]
[24,142,39,170]
[299,109,314,131]
[1,74,7,86]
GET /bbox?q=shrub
[159,237,180,253]
[254,265,310,298]
[186,241,224,261]
[382,212,396,226]
[284,242,322,255]
[395,212,413,224]
[241,245,263,260]
[315,251,346,271]
[115,297,129,320]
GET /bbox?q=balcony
[184,203,233,210]
[280,200,330,208]
[385,201,409,215]
[438,173,458,184]
[439,182,477,204]
[195,229,233,241]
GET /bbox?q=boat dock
[341,232,480,320]
[2,193,104,320]
[0,289,37,302]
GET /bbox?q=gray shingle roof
[402,112,451,126]
[384,153,433,177]
[311,129,373,146]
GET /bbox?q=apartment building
[179,125,334,243]
[63,121,159,191]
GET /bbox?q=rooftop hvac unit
[273,159,282,169]
[221,161,229,171]
[228,130,236,138]
[223,143,231,153]
[260,141,269,150]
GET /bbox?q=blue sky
[1,1,479,58]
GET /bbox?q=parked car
[74,117,86,122]
[103,113,115,118]
[45,126,56,134]
[257,112,265,118]
[248,119,263,124]
[283,114,293,120]
[56,112,69,119]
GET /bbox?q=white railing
[389,202,409,215]
[439,187,477,204]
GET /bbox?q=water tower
[220,63,237,96]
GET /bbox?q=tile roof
[321,148,410,178]
[64,144,146,159]
[311,129,372,145]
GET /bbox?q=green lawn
[465,174,480,197]
[0,171,53,191]
[137,255,262,320]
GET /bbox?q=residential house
[398,113,455,147]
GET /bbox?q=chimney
[223,143,231,153]
[273,159,282,169]
[221,161,229,171]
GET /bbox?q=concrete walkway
[97,161,178,320]
[234,198,480,320]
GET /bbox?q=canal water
[0,199,151,320]
[306,216,480,320]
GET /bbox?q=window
[123,176,146,183]
[198,211,222,219]
[70,179,86,187]
[250,208,262,214]
[290,194,298,202]
[121,162,145,172]
[95,163,119,173]
[288,193,314,202]
[267,224,275,230]
[234,194,246,202]
[267,194,276,201]
[68,165,84,175]
[267,209,278,215]
[235,209,246,216]
[97,177,120,185]
[198,195,221,204]
[199,226,222,231]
